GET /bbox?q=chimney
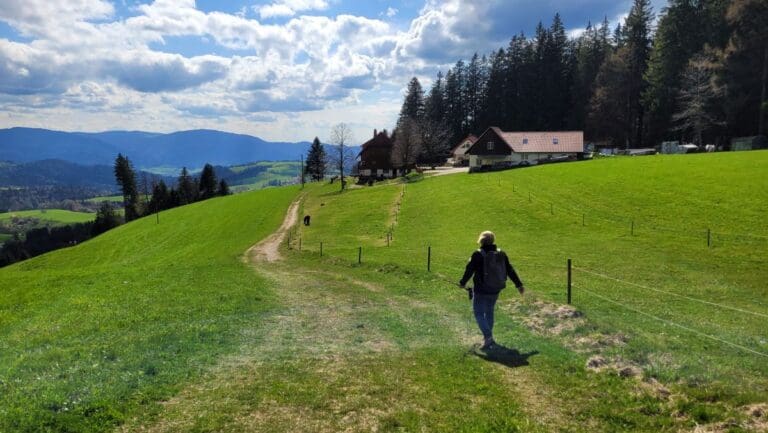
[374,128,377,138]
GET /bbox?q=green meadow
[1,151,766,432]
[0,209,96,224]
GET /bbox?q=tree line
[396,0,766,150]
[0,155,232,267]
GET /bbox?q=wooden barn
[465,127,584,171]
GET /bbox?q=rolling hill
[1,151,766,432]
[0,127,314,168]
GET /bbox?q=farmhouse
[465,127,584,171]
[449,134,477,166]
[357,129,410,180]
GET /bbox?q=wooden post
[320,242,323,256]
[567,259,572,304]
[707,228,711,247]
[427,246,431,272]
[358,246,362,264]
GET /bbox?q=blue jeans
[472,292,499,340]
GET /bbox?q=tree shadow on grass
[469,343,540,368]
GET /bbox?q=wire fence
[285,232,767,360]
[485,179,768,246]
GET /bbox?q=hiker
[459,230,525,350]
[303,215,311,226]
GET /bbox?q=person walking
[459,231,525,350]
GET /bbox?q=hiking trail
[244,197,302,263]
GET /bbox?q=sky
[0,0,666,143]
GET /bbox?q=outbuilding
[448,134,477,166]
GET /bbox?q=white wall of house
[469,152,576,167]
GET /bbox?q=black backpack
[479,249,507,292]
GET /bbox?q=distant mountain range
[0,127,317,168]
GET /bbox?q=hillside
[1,152,766,432]
[0,128,313,168]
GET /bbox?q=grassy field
[0,186,299,432]
[0,209,96,224]
[229,161,300,191]
[1,151,766,432]
[85,195,124,204]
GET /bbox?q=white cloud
[256,0,329,19]
[385,7,398,18]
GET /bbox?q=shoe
[481,338,496,350]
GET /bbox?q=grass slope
[0,209,96,224]
[2,151,766,432]
[0,186,298,432]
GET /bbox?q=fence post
[707,228,711,247]
[567,258,572,305]
[358,246,362,264]
[427,246,431,272]
[320,241,323,257]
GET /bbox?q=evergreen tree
[623,0,654,147]
[218,179,231,196]
[589,48,633,146]
[720,0,768,136]
[465,53,485,133]
[444,60,467,142]
[92,201,122,235]
[424,71,446,128]
[305,137,327,181]
[643,0,724,146]
[148,180,171,212]
[198,163,218,200]
[113,153,140,222]
[398,77,425,125]
[177,167,197,205]
[482,49,508,128]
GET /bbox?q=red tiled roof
[498,129,584,153]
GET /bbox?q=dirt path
[244,197,302,263]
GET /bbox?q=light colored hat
[477,231,495,246]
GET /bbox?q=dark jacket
[459,244,523,294]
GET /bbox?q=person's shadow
[468,343,539,368]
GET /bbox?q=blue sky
[0,0,665,143]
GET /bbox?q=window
[522,138,528,144]
[553,138,559,144]
[487,140,495,150]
